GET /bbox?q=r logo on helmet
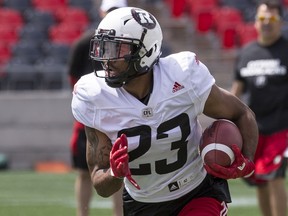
[131,8,156,29]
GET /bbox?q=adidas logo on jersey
[172,82,184,93]
[168,182,180,192]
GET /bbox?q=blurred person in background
[68,0,127,215]
[231,1,288,216]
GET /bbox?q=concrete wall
[0,86,215,171]
[0,90,74,170]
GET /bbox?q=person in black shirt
[231,1,288,215]
[68,1,127,216]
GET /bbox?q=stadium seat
[186,0,219,33]
[212,7,243,48]
[11,40,44,64]
[0,25,20,46]
[236,22,257,47]
[4,58,40,90]
[68,0,93,11]
[42,42,70,63]
[242,7,257,22]
[0,8,23,30]
[0,42,11,66]
[164,0,186,18]
[54,7,90,29]
[0,68,8,90]
[32,0,67,14]
[219,0,255,12]
[24,9,55,29]
[187,0,218,16]
[35,57,68,89]
[49,23,83,45]
[3,0,32,12]
[19,24,49,45]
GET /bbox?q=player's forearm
[235,107,258,160]
[90,168,123,197]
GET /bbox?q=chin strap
[105,61,151,88]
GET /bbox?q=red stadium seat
[165,0,187,18]
[212,7,243,33]
[212,7,243,48]
[186,0,219,33]
[49,23,83,45]
[32,0,67,14]
[54,7,89,29]
[0,25,19,46]
[0,8,23,30]
[187,0,218,16]
[236,22,258,47]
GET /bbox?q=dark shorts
[123,174,231,216]
[71,125,88,170]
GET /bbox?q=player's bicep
[85,126,112,172]
[203,84,246,120]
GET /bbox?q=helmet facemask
[90,29,148,88]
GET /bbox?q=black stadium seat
[42,42,71,63]
[19,23,49,45]
[11,40,44,64]
[4,57,40,90]
[68,0,93,11]
[24,9,55,29]
[35,56,68,89]
[3,0,32,12]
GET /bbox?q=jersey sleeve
[71,76,96,128]
[185,52,215,115]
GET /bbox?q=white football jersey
[72,51,215,202]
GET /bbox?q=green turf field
[0,170,272,215]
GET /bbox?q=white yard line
[1,196,256,209]
[0,197,113,209]
[229,197,257,207]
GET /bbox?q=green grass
[228,179,260,216]
[0,170,277,216]
[0,171,112,216]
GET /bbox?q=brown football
[199,119,243,167]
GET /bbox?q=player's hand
[204,144,255,179]
[110,134,140,190]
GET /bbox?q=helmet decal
[131,8,156,29]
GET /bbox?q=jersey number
[118,113,190,175]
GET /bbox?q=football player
[72,7,258,215]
